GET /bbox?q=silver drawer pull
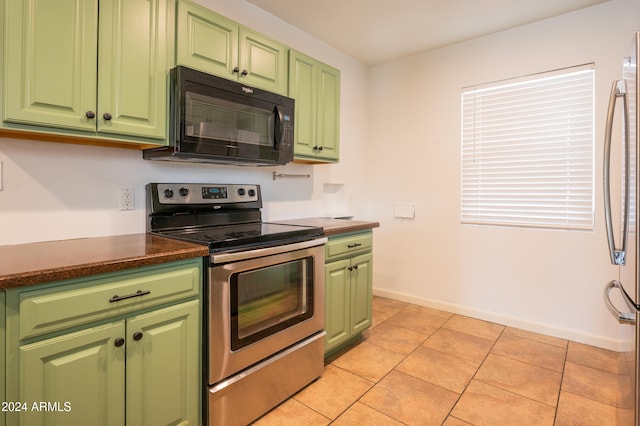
[347,243,362,248]
[109,290,151,303]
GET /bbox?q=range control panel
[154,183,260,204]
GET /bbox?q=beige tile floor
[254,296,635,425]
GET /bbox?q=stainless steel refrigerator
[604,31,639,426]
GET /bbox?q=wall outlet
[120,188,134,210]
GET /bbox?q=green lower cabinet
[4,258,203,426]
[324,246,373,355]
[126,300,200,426]
[14,300,200,426]
[325,259,351,349]
[350,253,373,335]
[19,322,126,426]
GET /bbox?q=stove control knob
[237,188,246,196]
[248,189,256,197]
[164,189,174,199]
[179,188,189,197]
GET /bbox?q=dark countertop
[271,217,380,236]
[0,234,209,290]
[0,218,379,291]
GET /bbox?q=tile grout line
[361,299,625,423]
[260,298,623,424]
[364,305,500,424]
[350,304,425,424]
[377,308,567,422]
[344,300,568,424]
[322,303,417,424]
[552,340,570,425]
[363,304,514,424]
[442,325,572,422]
[442,320,507,422]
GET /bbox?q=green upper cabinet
[288,50,340,163]
[97,0,169,140]
[176,1,238,81]
[4,0,98,133]
[239,28,288,95]
[3,0,169,142]
[176,0,288,96]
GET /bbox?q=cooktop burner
[146,183,324,252]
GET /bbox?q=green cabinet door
[18,321,126,426]
[98,0,169,139]
[324,232,373,355]
[239,28,288,95]
[176,0,238,80]
[4,0,98,132]
[316,64,340,161]
[288,50,340,162]
[288,51,317,158]
[325,259,351,351]
[350,253,373,335]
[4,0,168,141]
[126,300,200,426]
[175,1,288,95]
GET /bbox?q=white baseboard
[373,288,633,352]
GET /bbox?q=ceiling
[245,0,610,66]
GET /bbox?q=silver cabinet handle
[604,280,637,324]
[603,80,630,265]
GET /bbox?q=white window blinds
[461,65,595,230]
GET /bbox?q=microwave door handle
[603,80,629,266]
[273,106,284,150]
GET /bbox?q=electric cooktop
[146,183,323,252]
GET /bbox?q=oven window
[230,257,314,350]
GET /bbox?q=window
[461,65,595,230]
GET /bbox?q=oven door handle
[211,237,328,264]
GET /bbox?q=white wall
[0,0,370,246]
[366,0,640,350]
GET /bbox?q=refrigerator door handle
[604,280,638,324]
[603,80,630,266]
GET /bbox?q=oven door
[208,238,326,384]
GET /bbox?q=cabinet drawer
[326,232,372,262]
[17,259,202,340]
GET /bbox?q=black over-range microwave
[143,66,294,166]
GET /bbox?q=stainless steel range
[146,183,326,426]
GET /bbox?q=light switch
[394,203,415,219]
